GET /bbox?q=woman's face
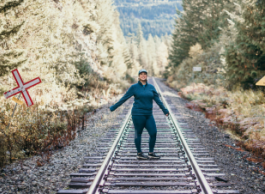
[139,72,147,81]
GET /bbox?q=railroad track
[57,78,240,194]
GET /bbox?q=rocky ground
[158,78,265,194]
[0,96,127,194]
[1,78,265,194]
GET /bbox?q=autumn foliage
[179,83,265,160]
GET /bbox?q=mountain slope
[115,0,183,38]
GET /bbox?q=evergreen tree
[224,0,265,89]
[94,0,116,67]
[162,33,172,48]
[126,32,170,78]
[94,0,133,81]
[127,35,142,76]
[167,12,190,76]
[136,22,144,46]
[197,0,227,49]
[136,23,148,70]
[0,0,27,76]
[147,34,156,76]
[167,0,232,76]
[156,42,169,76]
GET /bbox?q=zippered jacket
[110,80,169,115]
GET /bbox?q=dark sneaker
[148,152,160,159]
[137,152,148,160]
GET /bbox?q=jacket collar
[138,80,148,86]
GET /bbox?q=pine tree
[126,32,170,78]
[136,23,148,70]
[224,0,265,89]
[0,0,27,76]
[197,0,227,49]
[167,6,197,73]
[94,0,133,81]
[94,0,115,67]
[147,34,156,76]
[127,35,142,76]
[136,22,144,46]
[156,42,169,76]
[167,0,232,76]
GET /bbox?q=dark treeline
[117,4,182,19]
[120,19,174,39]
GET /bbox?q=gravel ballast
[1,79,265,194]
[0,97,128,194]
[157,78,265,194]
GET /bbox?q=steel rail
[152,77,213,194]
[87,104,133,194]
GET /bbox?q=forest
[116,0,182,38]
[166,0,265,159]
[0,0,169,167]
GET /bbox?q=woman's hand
[166,114,169,116]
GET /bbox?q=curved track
[57,78,240,194]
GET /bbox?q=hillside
[0,0,135,168]
[0,0,171,168]
[114,0,183,38]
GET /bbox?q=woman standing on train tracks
[109,69,169,160]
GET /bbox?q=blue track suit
[110,80,169,153]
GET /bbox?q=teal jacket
[110,81,169,115]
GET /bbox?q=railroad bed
[57,78,240,194]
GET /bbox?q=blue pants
[131,115,157,153]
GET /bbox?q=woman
[109,69,169,160]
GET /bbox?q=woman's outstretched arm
[110,85,134,112]
[153,87,169,115]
